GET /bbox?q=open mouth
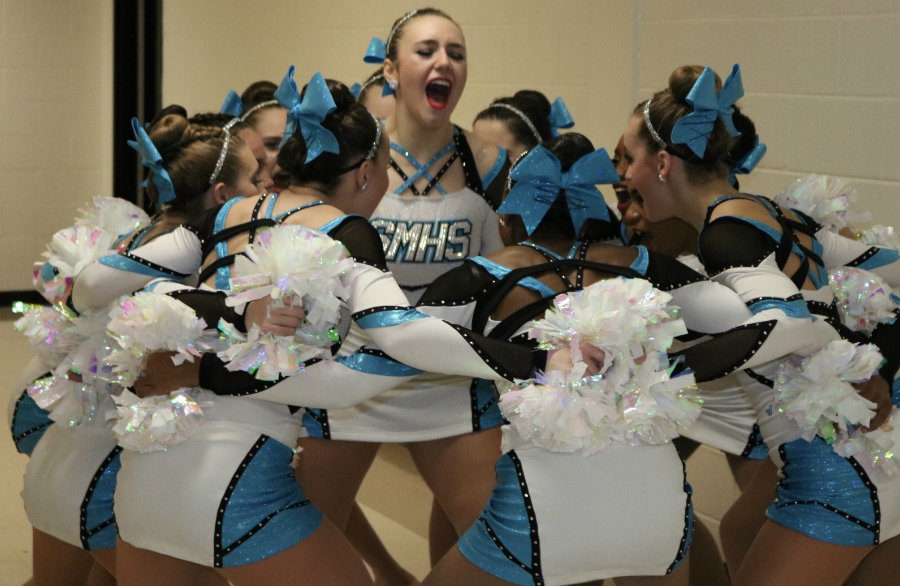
[614,184,631,212]
[425,79,452,110]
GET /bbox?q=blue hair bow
[728,135,767,187]
[670,64,744,158]
[350,83,363,98]
[220,90,244,117]
[127,117,176,206]
[548,97,574,137]
[498,145,618,234]
[362,38,394,97]
[274,67,340,163]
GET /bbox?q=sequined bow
[728,135,767,186]
[364,37,386,63]
[274,67,340,162]
[670,64,744,158]
[548,97,574,137]
[127,117,176,206]
[498,145,617,234]
[219,90,243,117]
[362,37,394,97]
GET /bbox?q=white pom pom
[220,225,355,379]
[857,225,900,251]
[106,292,219,386]
[110,388,212,453]
[34,226,120,303]
[74,196,151,236]
[774,341,894,474]
[774,174,869,232]
[500,278,700,453]
[829,266,899,334]
[13,303,80,366]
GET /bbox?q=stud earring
[657,173,666,183]
[361,181,369,192]
[389,80,398,90]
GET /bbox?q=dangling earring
[657,173,666,183]
[361,181,369,192]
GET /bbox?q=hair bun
[326,79,357,112]
[148,113,191,157]
[512,90,552,119]
[668,65,724,102]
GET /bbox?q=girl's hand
[546,342,606,376]
[133,352,200,397]
[854,374,893,432]
[245,296,306,336]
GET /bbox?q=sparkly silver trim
[357,73,385,101]
[490,102,542,146]
[209,130,231,185]
[643,97,668,149]
[365,112,383,161]
[385,10,419,56]
[239,99,280,122]
[223,116,241,132]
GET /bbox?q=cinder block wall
[0,1,113,291]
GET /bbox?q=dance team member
[19,111,258,586]
[294,8,515,569]
[414,131,770,586]
[618,110,770,585]
[622,63,900,586]
[112,71,597,586]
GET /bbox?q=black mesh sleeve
[167,289,246,332]
[329,216,389,270]
[698,218,779,276]
[670,321,779,382]
[643,251,708,291]
[418,260,495,306]
[870,312,900,383]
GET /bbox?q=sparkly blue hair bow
[274,67,340,163]
[364,37,386,64]
[670,64,744,158]
[728,135,767,187]
[498,145,617,234]
[127,117,176,206]
[362,37,394,97]
[219,90,244,117]
[548,97,574,137]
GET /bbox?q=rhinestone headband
[223,116,241,132]
[385,10,419,55]
[642,97,668,149]
[208,130,231,185]
[490,102,542,146]
[366,112,383,160]
[357,73,385,101]
[239,99,280,122]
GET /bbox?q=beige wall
[0,0,897,279]
[0,1,113,291]
[161,0,899,222]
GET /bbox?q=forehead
[401,14,464,45]
[238,128,264,156]
[623,115,645,148]
[251,108,287,136]
[474,118,514,141]
[236,143,258,171]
